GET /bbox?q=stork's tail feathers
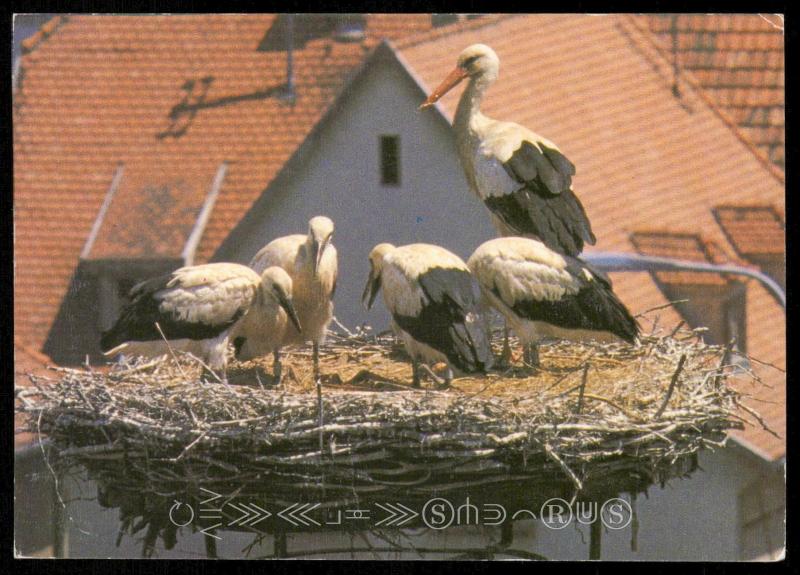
[599,291,640,344]
[447,312,494,373]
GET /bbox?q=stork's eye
[463,55,480,68]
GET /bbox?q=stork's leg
[440,366,453,390]
[201,366,227,384]
[272,348,282,386]
[523,342,540,368]
[419,363,445,387]
[313,341,321,385]
[412,359,421,389]
[313,341,324,452]
[204,333,229,384]
[499,324,513,367]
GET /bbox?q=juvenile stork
[244,216,338,384]
[362,243,493,388]
[101,263,301,382]
[468,237,639,367]
[239,216,337,444]
[420,43,595,258]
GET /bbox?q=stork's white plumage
[242,216,338,384]
[229,267,301,384]
[362,243,493,388]
[468,237,639,366]
[421,44,596,258]
[101,263,301,381]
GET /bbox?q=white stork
[228,267,302,384]
[244,216,338,385]
[420,43,595,257]
[239,216,337,444]
[362,243,493,388]
[101,263,301,382]
[420,43,597,362]
[467,237,639,367]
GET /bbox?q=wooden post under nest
[274,531,288,558]
[589,517,602,560]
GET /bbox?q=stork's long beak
[361,269,381,310]
[419,67,469,110]
[311,237,328,277]
[276,292,302,334]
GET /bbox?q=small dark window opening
[380,135,401,186]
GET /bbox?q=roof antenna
[670,14,681,98]
[282,14,296,104]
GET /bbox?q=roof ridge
[19,15,69,55]
[623,14,785,184]
[393,14,513,50]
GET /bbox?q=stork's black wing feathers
[100,272,246,351]
[504,141,575,195]
[393,267,493,373]
[492,140,595,257]
[495,257,639,344]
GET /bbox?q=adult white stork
[420,43,596,258]
[362,243,493,388]
[100,263,301,382]
[420,43,597,363]
[468,237,639,367]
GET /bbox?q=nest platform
[17,322,750,520]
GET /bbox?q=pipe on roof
[583,252,786,309]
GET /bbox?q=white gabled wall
[218,51,496,331]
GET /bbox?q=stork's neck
[454,76,489,137]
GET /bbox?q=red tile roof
[713,205,785,258]
[397,14,785,459]
[639,14,785,170]
[87,164,214,260]
[13,14,479,352]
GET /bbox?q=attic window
[713,205,785,291]
[630,231,747,349]
[380,135,401,186]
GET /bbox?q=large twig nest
[16,320,754,517]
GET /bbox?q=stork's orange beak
[419,67,469,110]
